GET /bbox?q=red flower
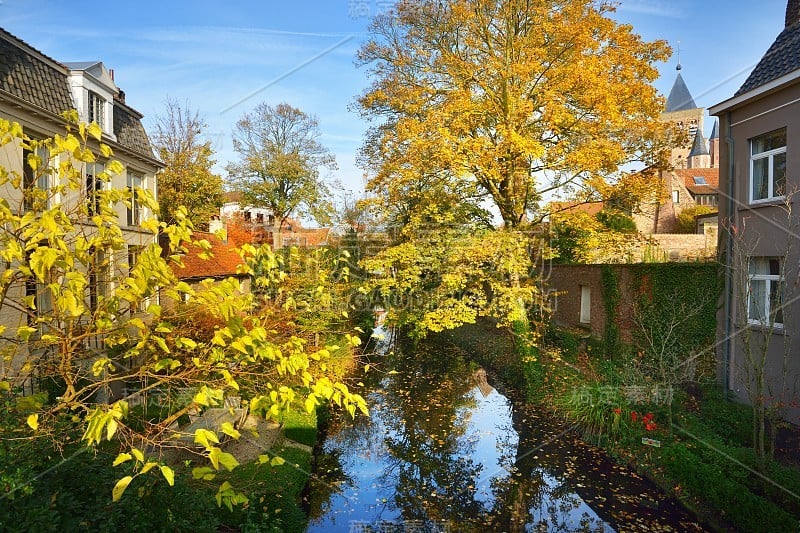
[631,412,638,422]
[645,421,657,431]
[613,408,622,415]
[643,413,654,423]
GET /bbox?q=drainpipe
[722,111,735,398]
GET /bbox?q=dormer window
[693,176,707,185]
[88,91,105,128]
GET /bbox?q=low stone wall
[648,233,717,262]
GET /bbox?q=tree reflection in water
[308,332,703,532]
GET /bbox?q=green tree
[549,209,647,264]
[357,0,675,228]
[676,205,716,234]
[361,227,542,338]
[0,117,366,508]
[226,102,337,247]
[150,98,224,229]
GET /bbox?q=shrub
[595,209,637,233]
[676,205,716,234]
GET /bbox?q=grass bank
[537,327,800,533]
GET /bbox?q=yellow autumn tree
[357,0,674,227]
[0,117,366,508]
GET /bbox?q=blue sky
[0,0,790,197]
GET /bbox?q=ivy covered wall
[548,263,721,357]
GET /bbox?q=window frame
[22,144,51,212]
[579,285,591,324]
[127,245,148,313]
[747,256,784,328]
[85,162,104,216]
[88,248,108,313]
[88,91,105,129]
[749,128,787,204]
[127,173,143,226]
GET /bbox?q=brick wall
[546,265,651,345]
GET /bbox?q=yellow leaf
[87,122,102,141]
[26,413,38,431]
[160,465,175,486]
[113,453,132,466]
[112,476,133,502]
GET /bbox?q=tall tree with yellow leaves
[151,98,224,229]
[357,0,673,228]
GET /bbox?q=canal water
[306,329,706,532]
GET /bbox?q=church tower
[661,62,705,168]
[688,127,711,169]
[708,119,720,168]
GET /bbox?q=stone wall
[649,233,716,261]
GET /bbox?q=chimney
[787,0,800,28]
[109,68,114,80]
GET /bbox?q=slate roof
[665,72,698,112]
[674,168,719,195]
[736,23,800,96]
[171,232,246,281]
[709,120,719,140]
[113,102,155,158]
[0,28,74,116]
[688,128,709,157]
[0,29,156,162]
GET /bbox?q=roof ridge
[0,27,69,74]
[736,24,800,96]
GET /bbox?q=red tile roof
[171,231,246,281]
[549,201,605,216]
[674,168,720,195]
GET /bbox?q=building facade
[0,28,162,384]
[710,1,800,420]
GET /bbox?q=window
[750,128,786,202]
[127,245,147,312]
[88,91,105,128]
[579,285,591,324]
[88,249,108,313]
[672,190,680,203]
[747,257,784,326]
[22,145,50,211]
[127,173,143,226]
[696,194,718,206]
[86,163,104,215]
[25,246,53,327]
[692,176,707,185]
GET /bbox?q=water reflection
[307,334,704,532]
